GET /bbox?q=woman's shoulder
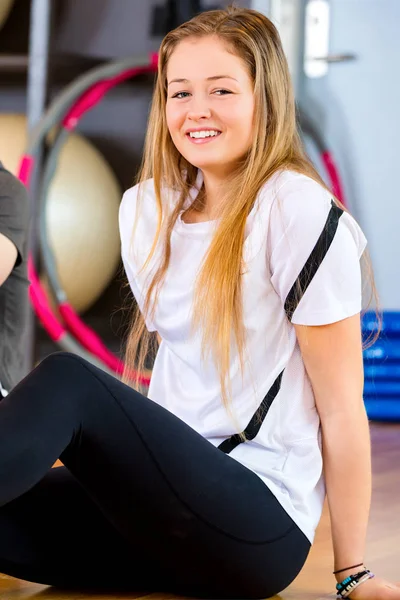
[251,170,332,238]
[120,177,155,207]
[120,177,179,214]
[264,169,367,260]
[119,177,180,248]
[119,178,161,225]
[260,169,331,207]
[118,178,156,246]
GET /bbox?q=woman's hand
[347,576,400,599]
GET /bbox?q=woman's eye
[171,89,232,99]
[172,91,190,99]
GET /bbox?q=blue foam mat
[364,364,400,380]
[362,311,400,337]
[364,399,400,422]
[363,340,400,362]
[364,380,400,397]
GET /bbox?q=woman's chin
[183,155,230,171]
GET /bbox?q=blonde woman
[0,6,398,600]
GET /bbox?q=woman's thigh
[0,466,165,590]
[3,352,311,597]
[58,354,311,597]
[0,466,309,599]
[39,355,290,538]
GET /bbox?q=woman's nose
[187,98,212,121]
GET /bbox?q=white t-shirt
[119,169,367,544]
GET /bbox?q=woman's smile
[185,129,223,145]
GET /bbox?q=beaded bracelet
[336,569,375,599]
[339,574,373,599]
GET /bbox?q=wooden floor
[1,422,399,600]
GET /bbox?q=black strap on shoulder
[218,200,343,455]
[284,200,344,321]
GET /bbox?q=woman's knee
[39,351,85,370]
[35,352,92,384]
[37,352,113,388]
[18,352,97,409]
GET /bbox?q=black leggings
[0,352,311,598]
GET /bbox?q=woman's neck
[182,187,212,223]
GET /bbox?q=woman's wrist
[334,564,366,584]
[335,569,375,599]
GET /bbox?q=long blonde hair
[123,5,378,404]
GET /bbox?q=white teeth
[189,130,220,139]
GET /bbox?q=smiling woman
[166,37,255,203]
[0,5,397,600]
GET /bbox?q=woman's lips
[185,132,222,144]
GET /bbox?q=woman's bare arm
[294,314,371,580]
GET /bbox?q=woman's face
[166,36,255,177]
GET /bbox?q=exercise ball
[0,113,122,313]
[0,0,14,30]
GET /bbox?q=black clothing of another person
[0,163,29,395]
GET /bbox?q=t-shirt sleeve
[119,185,157,333]
[268,175,367,325]
[0,167,29,269]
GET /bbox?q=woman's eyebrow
[167,75,238,86]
